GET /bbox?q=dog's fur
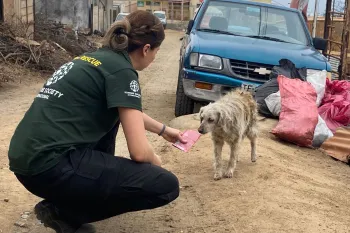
[198,89,258,180]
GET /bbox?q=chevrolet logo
[254,67,271,75]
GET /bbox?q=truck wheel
[175,73,194,117]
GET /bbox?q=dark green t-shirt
[8,48,142,176]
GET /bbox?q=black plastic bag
[254,59,307,118]
[269,59,307,81]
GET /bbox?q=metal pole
[312,0,318,37]
[172,2,174,21]
[181,0,183,21]
[323,0,332,55]
[340,0,349,79]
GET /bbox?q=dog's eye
[208,118,214,122]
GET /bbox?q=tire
[175,72,195,117]
[163,24,167,30]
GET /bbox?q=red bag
[318,79,350,133]
[271,75,318,147]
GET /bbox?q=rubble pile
[34,16,99,56]
[0,18,99,82]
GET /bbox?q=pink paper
[172,130,201,152]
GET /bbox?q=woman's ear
[142,44,151,56]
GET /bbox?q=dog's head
[198,103,221,134]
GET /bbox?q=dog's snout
[198,126,204,134]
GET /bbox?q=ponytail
[102,19,131,51]
[102,10,165,53]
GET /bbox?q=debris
[312,115,333,148]
[21,214,29,219]
[265,70,333,147]
[14,221,27,228]
[254,59,307,118]
[318,79,350,133]
[4,198,9,202]
[0,16,99,85]
[34,17,98,56]
[320,127,350,163]
[93,30,104,37]
[271,76,318,147]
[238,190,247,195]
[15,37,41,47]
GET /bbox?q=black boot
[34,200,96,233]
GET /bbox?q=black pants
[15,121,180,224]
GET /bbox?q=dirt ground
[1,30,350,233]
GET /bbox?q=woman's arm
[142,112,164,135]
[143,112,187,144]
[119,107,161,166]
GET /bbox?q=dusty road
[1,30,350,233]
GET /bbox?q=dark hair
[102,10,165,53]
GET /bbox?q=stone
[21,214,29,219]
[14,221,27,228]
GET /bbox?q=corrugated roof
[320,127,350,163]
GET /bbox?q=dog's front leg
[213,138,224,180]
[225,142,238,178]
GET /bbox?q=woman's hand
[162,126,187,144]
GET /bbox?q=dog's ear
[215,109,221,124]
[199,107,203,117]
[199,107,204,122]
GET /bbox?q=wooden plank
[328,40,343,46]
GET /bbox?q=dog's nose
[198,129,204,134]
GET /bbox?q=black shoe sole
[34,202,78,233]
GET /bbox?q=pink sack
[271,75,319,147]
[318,79,350,133]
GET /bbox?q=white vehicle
[153,11,167,29]
[115,12,129,21]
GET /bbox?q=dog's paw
[213,172,223,180]
[251,155,257,162]
[224,169,234,178]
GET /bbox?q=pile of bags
[254,59,350,148]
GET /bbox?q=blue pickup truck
[174,0,332,117]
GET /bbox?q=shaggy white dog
[198,89,258,180]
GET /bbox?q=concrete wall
[114,0,137,13]
[3,0,34,37]
[34,0,113,31]
[3,0,33,22]
[137,0,170,16]
[3,0,15,21]
[92,0,113,32]
[35,0,90,29]
[20,0,34,23]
